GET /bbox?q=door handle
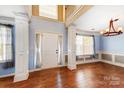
[56,50,58,54]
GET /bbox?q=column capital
[14,12,29,22]
[68,24,77,29]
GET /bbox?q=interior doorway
[35,32,63,69]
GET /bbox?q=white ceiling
[74,5,124,32]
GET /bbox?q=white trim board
[100,51,124,68]
[101,60,124,68]
[0,73,14,78]
[77,59,100,65]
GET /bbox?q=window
[0,25,13,63]
[57,35,63,65]
[39,5,58,19]
[35,33,42,68]
[76,34,94,56]
[32,5,64,22]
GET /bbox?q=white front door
[42,33,59,69]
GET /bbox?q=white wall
[74,6,124,32]
[0,5,28,18]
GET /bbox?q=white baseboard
[29,68,42,73]
[101,60,124,68]
[76,59,100,65]
[0,73,14,78]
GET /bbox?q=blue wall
[94,35,101,53]
[100,33,124,53]
[0,65,14,76]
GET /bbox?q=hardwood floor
[0,62,124,88]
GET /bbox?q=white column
[67,25,77,70]
[14,13,29,82]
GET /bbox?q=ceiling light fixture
[100,18,123,36]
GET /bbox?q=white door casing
[14,13,29,82]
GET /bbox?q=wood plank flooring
[0,62,124,88]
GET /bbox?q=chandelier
[100,18,123,36]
